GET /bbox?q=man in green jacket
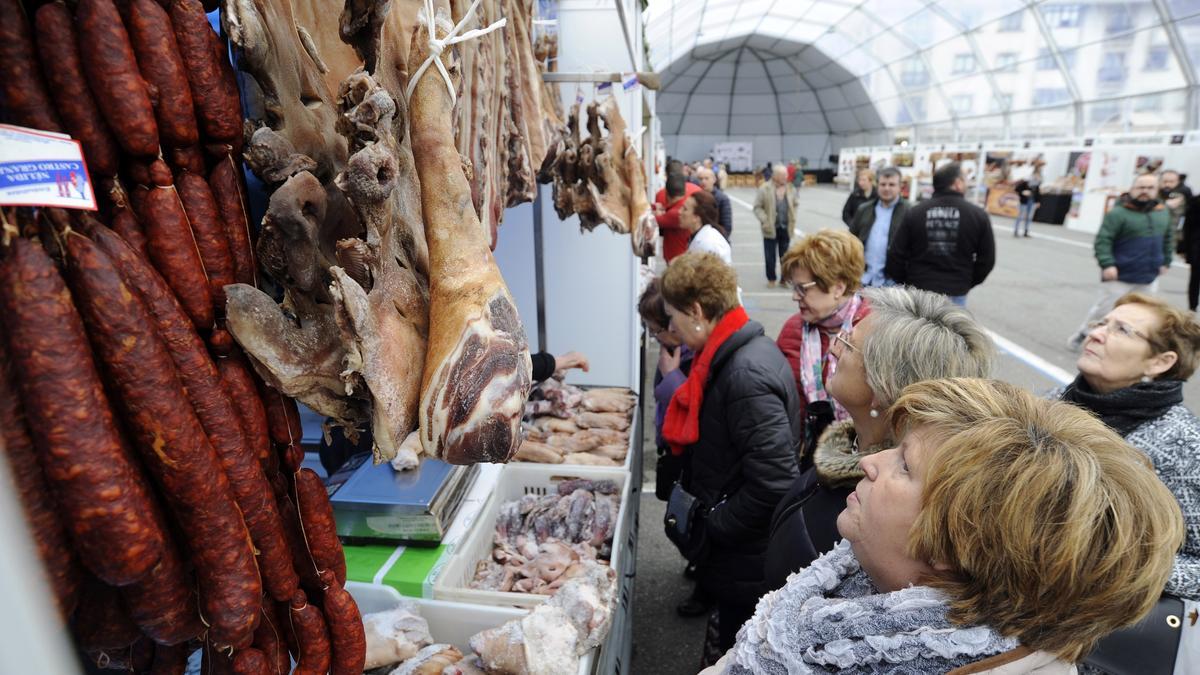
[753,164,798,287]
[1067,173,1173,350]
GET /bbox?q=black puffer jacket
[680,320,801,602]
[763,421,884,591]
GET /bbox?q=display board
[712,141,753,172]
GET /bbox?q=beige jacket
[752,182,798,239]
[948,647,1077,675]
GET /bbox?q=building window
[994,52,1019,72]
[991,94,1014,112]
[1042,4,1083,28]
[952,53,976,74]
[1036,48,1075,70]
[903,95,927,120]
[1089,101,1121,124]
[951,94,974,114]
[1106,6,1133,34]
[1033,88,1071,106]
[1134,94,1164,112]
[1098,52,1127,84]
[997,11,1023,32]
[899,58,929,87]
[1145,45,1170,71]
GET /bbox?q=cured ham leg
[408,2,532,465]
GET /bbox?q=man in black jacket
[849,166,909,287]
[698,166,733,238]
[885,162,996,305]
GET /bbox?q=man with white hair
[697,167,733,239]
[1066,172,1173,350]
[753,163,798,287]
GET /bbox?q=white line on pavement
[985,329,1073,385]
[729,194,754,210]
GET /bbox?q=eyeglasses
[790,280,819,297]
[832,328,859,354]
[1086,319,1151,342]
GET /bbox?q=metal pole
[532,185,548,353]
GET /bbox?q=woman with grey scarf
[703,379,1183,674]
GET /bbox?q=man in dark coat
[698,166,732,238]
[885,162,996,306]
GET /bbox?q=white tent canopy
[646,0,1200,167]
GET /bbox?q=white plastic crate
[346,583,593,675]
[431,463,631,609]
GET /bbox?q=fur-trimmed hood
[812,420,888,487]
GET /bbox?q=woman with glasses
[775,229,870,461]
[1057,292,1200,600]
[657,251,800,663]
[764,286,995,592]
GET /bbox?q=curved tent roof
[646,0,1200,139]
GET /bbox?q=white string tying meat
[404,0,507,104]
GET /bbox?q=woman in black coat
[659,251,801,659]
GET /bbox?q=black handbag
[664,482,709,562]
[1081,594,1183,674]
[664,470,745,563]
[802,400,836,466]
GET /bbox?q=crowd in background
[640,158,1200,673]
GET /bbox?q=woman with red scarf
[660,251,801,661]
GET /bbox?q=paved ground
[629,184,1198,674]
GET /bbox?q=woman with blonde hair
[775,229,869,451]
[841,168,876,225]
[707,378,1184,674]
[657,251,800,658]
[765,286,994,590]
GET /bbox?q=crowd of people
[639,158,1200,673]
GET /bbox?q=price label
[0,124,96,210]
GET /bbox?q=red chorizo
[232,648,270,675]
[73,576,140,652]
[209,155,256,287]
[277,492,321,590]
[33,2,119,176]
[0,333,81,618]
[319,570,366,675]
[209,30,244,156]
[106,179,150,259]
[289,590,332,675]
[277,599,299,662]
[119,502,202,645]
[296,468,347,587]
[90,221,280,611]
[171,145,207,175]
[176,171,235,313]
[209,325,235,356]
[170,0,240,144]
[136,159,215,330]
[62,232,260,650]
[261,386,304,447]
[252,599,290,675]
[0,236,164,586]
[76,0,159,156]
[0,0,62,132]
[125,0,198,147]
[281,443,304,474]
[217,351,278,485]
[146,643,191,675]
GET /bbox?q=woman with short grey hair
[762,286,996,590]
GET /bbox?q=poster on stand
[713,142,753,173]
[0,125,96,210]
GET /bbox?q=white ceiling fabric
[647,0,1200,136]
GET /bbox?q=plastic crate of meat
[346,583,593,675]
[431,464,630,609]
